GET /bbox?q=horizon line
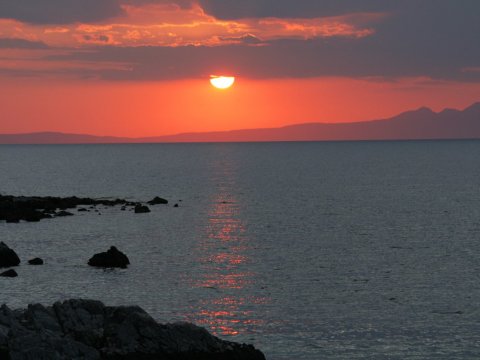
[1,101,479,140]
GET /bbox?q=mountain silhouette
[1,102,479,144]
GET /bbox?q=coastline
[0,299,265,359]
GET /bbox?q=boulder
[134,205,150,214]
[0,269,17,277]
[28,258,44,265]
[0,299,265,360]
[88,246,130,269]
[147,196,168,205]
[0,242,20,268]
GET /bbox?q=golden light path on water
[184,148,267,337]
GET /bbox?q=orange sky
[1,76,479,137]
[0,1,479,137]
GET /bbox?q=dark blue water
[1,141,480,359]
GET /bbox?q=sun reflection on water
[184,153,267,337]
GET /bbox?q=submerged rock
[0,242,20,268]
[147,196,169,205]
[0,299,265,360]
[0,269,17,277]
[28,258,44,265]
[134,205,150,214]
[88,246,130,269]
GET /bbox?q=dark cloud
[82,35,112,44]
[218,34,263,45]
[42,36,480,82]
[0,1,196,25]
[199,0,396,20]
[198,0,477,20]
[196,0,480,82]
[0,0,124,24]
[0,1,478,83]
[0,38,48,49]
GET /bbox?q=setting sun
[210,76,235,90]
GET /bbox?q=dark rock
[77,208,88,212]
[147,196,168,205]
[24,212,45,222]
[88,246,130,269]
[28,258,44,265]
[174,203,179,208]
[0,194,130,223]
[134,205,150,214]
[0,269,17,277]
[56,211,74,217]
[0,299,265,360]
[120,206,126,211]
[0,242,20,268]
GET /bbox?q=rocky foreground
[0,194,171,223]
[0,299,265,360]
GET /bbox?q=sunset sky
[0,0,479,137]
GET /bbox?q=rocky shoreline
[0,195,266,358]
[0,194,171,223]
[0,299,265,360]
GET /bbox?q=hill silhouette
[1,102,479,144]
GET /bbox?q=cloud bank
[0,0,478,82]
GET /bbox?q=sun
[210,75,235,89]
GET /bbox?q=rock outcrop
[0,194,171,223]
[134,205,150,214]
[88,247,130,269]
[147,196,169,205]
[0,269,17,277]
[28,258,44,265]
[0,299,265,360]
[0,195,131,223]
[0,242,20,268]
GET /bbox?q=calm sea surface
[1,141,480,359]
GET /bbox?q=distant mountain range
[1,102,479,144]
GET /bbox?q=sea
[1,141,480,359]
